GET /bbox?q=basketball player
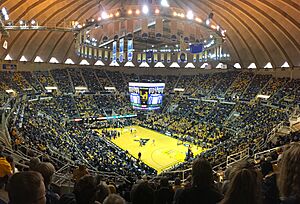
[138,152,142,160]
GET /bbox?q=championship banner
[112,41,117,62]
[199,52,203,62]
[154,53,158,63]
[142,53,146,62]
[193,54,197,62]
[98,49,102,59]
[84,46,88,58]
[89,47,92,58]
[94,48,97,59]
[161,53,165,62]
[81,46,84,57]
[119,38,124,63]
[167,53,171,63]
[104,50,108,60]
[127,39,133,61]
[137,53,141,63]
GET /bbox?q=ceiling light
[128,9,132,15]
[142,5,149,14]
[206,19,210,25]
[161,0,170,7]
[19,20,24,25]
[155,9,160,14]
[31,19,36,25]
[187,10,194,20]
[136,9,140,15]
[101,11,108,19]
[173,12,177,16]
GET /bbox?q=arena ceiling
[0,0,299,68]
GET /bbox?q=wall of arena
[1,60,300,78]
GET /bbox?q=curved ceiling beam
[228,0,293,66]
[192,0,258,67]
[18,0,88,61]
[255,0,300,51]
[50,0,119,64]
[34,0,99,62]
[207,0,274,67]
[2,0,69,59]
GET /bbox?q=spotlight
[206,19,210,25]
[187,10,194,20]
[1,7,9,20]
[161,0,170,7]
[155,9,160,14]
[142,5,149,14]
[19,20,24,25]
[135,9,140,15]
[31,19,36,25]
[128,9,132,15]
[101,11,108,19]
[115,12,120,17]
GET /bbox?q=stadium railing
[226,147,250,167]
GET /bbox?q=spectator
[7,171,46,204]
[103,194,126,204]
[35,162,60,204]
[173,177,183,192]
[220,168,262,204]
[131,181,154,204]
[0,174,8,204]
[0,146,12,179]
[95,183,110,203]
[73,175,98,204]
[177,158,223,204]
[73,165,89,183]
[29,157,41,171]
[260,159,280,204]
[154,177,173,204]
[278,143,300,204]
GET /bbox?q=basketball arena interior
[0,0,299,204]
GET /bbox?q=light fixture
[19,20,24,25]
[186,10,194,20]
[136,9,140,15]
[115,12,120,17]
[128,9,132,15]
[161,0,170,7]
[206,19,210,25]
[155,8,160,14]
[142,5,149,14]
[98,17,101,21]
[101,11,108,19]
[173,12,177,16]
[1,7,9,20]
[31,19,36,25]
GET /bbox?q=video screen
[129,82,165,110]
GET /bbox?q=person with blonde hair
[278,143,300,204]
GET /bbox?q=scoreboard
[129,82,165,110]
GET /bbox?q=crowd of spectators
[0,68,300,203]
[0,143,299,204]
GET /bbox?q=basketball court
[97,126,205,174]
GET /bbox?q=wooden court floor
[97,126,205,174]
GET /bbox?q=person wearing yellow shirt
[0,146,12,178]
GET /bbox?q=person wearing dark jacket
[154,177,174,204]
[177,158,223,204]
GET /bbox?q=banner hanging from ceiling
[127,39,133,61]
[112,41,117,63]
[119,38,124,63]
